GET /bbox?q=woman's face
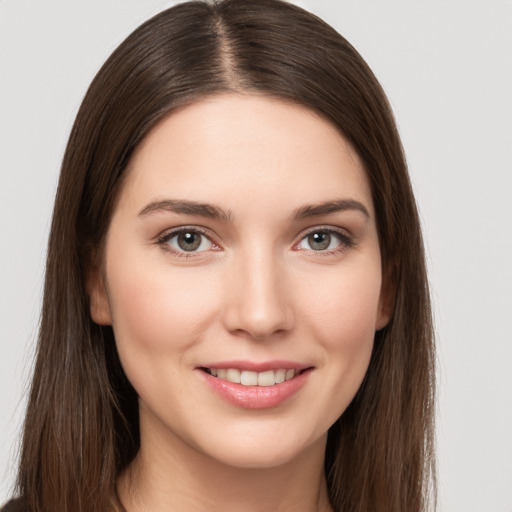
[89,94,389,469]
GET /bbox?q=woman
[4,0,436,511]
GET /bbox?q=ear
[375,267,395,331]
[86,265,112,326]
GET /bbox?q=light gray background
[1,1,511,510]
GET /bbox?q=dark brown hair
[12,1,436,511]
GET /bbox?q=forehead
[118,93,374,218]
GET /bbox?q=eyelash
[157,227,219,258]
[156,226,354,258]
[294,226,355,256]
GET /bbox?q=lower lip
[199,369,312,409]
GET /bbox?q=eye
[160,229,214,253]
[296,229,352,252]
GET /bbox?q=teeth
[275,369,286,384]
[241,370,258,386]
[207,368,300,386]
[226,368,241,384]
[257,370,275,387]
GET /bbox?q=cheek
[303,260,383,347]
[104,249,223,387]
[104,255,226,416]
[298,260,382,414]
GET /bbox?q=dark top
[1,498,27,512]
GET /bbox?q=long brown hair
[13,1,436,511]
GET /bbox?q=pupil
[177,232,201,251]
[308,232,330,250]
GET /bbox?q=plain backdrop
[1,1,511,510]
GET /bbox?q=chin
[195,427,327,470]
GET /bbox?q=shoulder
[1,498,29,512]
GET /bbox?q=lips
[203,367,301,386]
[198,361,313,409]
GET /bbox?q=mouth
[197,361,314,409]
[200,367,309,387]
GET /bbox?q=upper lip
[198,360,312,372]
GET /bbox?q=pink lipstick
[197,360,313,409]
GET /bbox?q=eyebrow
[138,199,233,221]
[292,199,370,221]
[138,198,370,222]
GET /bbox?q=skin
[89,94,390,512]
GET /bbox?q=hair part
[15,1,436,511]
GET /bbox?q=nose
[222,249,295,340]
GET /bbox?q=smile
[199,364,313,409]
[203,368,302,387]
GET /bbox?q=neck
[117,417,332,512]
